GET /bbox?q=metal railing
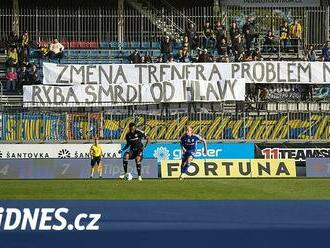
[0,111,329,142]
[1,5,327,48]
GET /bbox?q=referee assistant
[89,137,103,178]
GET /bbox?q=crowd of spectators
[153,17,305,63]
[4,31,42,93]
[1,16,329,102]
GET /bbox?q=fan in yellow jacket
[89,138,103,178]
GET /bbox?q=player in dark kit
[119,122,150,181]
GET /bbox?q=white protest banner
[42,61,330,85]
[23,78,245,107]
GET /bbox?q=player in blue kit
[179,125,208,180]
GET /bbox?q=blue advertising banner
[141,143,254,162]
[306,158,330,177]
[0,201,330,248]
[0,158,158,179]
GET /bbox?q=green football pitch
[1,178,330,200]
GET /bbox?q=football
[126,173,133,181]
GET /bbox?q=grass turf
[1,178,330,200]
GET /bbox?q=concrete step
[0,94,23,107]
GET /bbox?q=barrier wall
[1,112,329,141]
[0,158,158,179]
[0,142,322,178]
[306,158,330,177]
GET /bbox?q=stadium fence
[0,111,329,142]
[0,4,328,48]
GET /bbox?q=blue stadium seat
[121,50,131,57]
[122,42,130,49]
[152,50,161,57]
[112,59,122,64]
[60,59,70,64]
[141,42,150,49]
[99,59,110,63]
[68,50,79,58]
[211,49,219,57]
[173,42,181,49]
[111,50,121,57]
[79,50,90,58]
[110,42,119,49]
[172,49,180,57]
[89,50,99,58]
[190,50,198,57]
[100,41,110,49]
[130,42,140,49]
[98,50,110,58]
[151,41,161,49]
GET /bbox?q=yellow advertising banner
[161,159,296,178]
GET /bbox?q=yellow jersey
[90,144,102,157]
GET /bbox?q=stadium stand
[0,0,330,142]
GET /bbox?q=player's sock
[97,164,103,177]
[181,163,190,174]
[136,161,142,176]
[123,160,128,174]
[90,167,95,178]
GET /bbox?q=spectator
[6,46,18,67]
[179,50,190,63]
[220,51,230,63]
[38,42,50,59]
[17,66,29,93]
[20,31,30,63]
[157,56,164,63]
[161,36,172,62]
[198,49,211,62]
[244,28,257,56]
[263,30,276,53]
[306,45,316,61]
[186,23,198,50]
[290,19,302,53]
[28,64,41,84]
[144,53,152,63]
[128,50,140,64]
[216,38,229,56]
[280,21,290,52]
[5,67,17,92]
[202,21,215,48]
[214,20,226,45]
[229,21,241,54]
[233,36,244,62]
[322,41,330,61]
[21,58,30,68]
[6,31,19,49]
[179,36,190,61]
[242,16,255,36]
[49,39,64,60]
[168,56,175,63]
[140,55,146,63]
[252,48,263,61]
